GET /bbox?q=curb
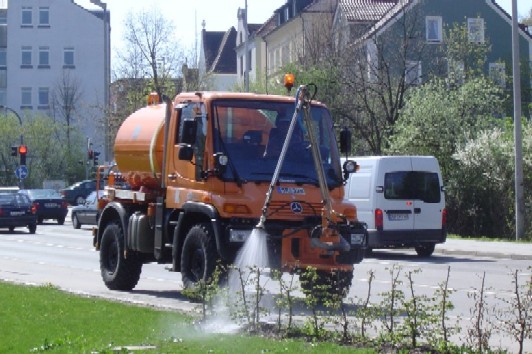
[436,248,532,260]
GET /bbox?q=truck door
[167,102,208,201]
[411,158,444,231]
[378,157,415,232]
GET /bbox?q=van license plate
[388,213,408,221]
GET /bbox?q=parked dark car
[60,180,97,206]
[0,192,37,233]
[71,191,104,229]
[19,189,68,225]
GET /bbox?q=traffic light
[93,151,100,165]
[18,145,28,165]
[11,146,18,157]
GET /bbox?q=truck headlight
[350,233,365,245]
[229,229,252,242]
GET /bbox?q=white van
[343,156,446,257]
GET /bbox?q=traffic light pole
[1,105,24,188]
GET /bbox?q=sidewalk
[436,238,532,260]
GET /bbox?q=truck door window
[177,103,207,179]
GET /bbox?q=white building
[1,0,110,160]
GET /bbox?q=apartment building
[1,0,110,159]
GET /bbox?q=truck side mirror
[339,127,351,154]
[178,144,194,161]
[180,119,197,145]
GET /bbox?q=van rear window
[384,171,441,203]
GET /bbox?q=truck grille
[267,201,323,218]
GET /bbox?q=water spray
[255,85,307,231]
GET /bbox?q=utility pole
[244,0,250,92]
[511,0,524,240]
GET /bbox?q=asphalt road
[0,217,530,352]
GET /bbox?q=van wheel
[100,222,142,290]
[180,223,219,290]
[415,243,435,257]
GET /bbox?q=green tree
[386,76,504,177]
[0,112,86,188]
[451,120,531,238]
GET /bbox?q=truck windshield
[212,99,343,188]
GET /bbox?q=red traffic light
[18,145,28,155]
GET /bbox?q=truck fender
[171,201,229,271]
[95,201,130,250]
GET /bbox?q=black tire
[28,223,37,234]
[57,217,65,225]
[8,226,15,232]
[72,214,81,229]
[415,243,435,257]
[300,269,353,301]
[180,223,219,290]
[37,217,44,225]
[99,222,142,290]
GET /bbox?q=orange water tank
[113,104,166,189]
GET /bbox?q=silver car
[70,191,104,229]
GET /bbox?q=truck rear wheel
[300,269,353,300]
[100,222,142,290]
[415,243,435,257]
[180,223,219,290]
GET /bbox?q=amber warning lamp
[284,73,295,92]
[147,92,160,105]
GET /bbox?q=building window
[489,62,506,88]
[239,55,243,76]
[21,46,32,68]
[0,69,6,87]
[0,11,7,25]
[268,51,274,74]
[39,7,50,27]
[39,46,50,68]
[0,48,6,67]
[467,18,485,43]
[405,61,422,85]
[447,59,465,85]
[21,7,32,26]
[63,47,75,68]
[0,89,6,106]
[21,87,32,107]
[38,87,49,108]
[247,50,252,71]
[426,16,442,43]
[281,44,289,67]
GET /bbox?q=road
[0,218,530,352]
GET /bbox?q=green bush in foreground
[0,281,371,353]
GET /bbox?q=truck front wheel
[100,222,142,290]
[180,223,219,289]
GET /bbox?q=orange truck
[93,81,367,297]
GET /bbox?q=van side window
[384,171,440,203]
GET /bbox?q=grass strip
[0,281,372,353]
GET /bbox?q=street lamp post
[511,0,524,240]
[90,0,110,163]
[0,105,23,145]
